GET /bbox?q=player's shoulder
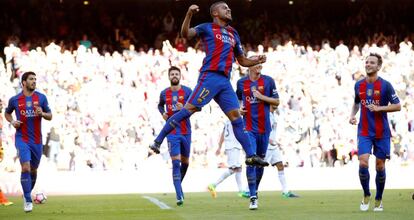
[354,77,366,86]
[378,76,392,85]
[9,92,23,102]
[237,75,249,83]
[182,85,192,92]
[34,91,48,99]
[196,22,212,29]
[160,87,170,94]
[261,74,274,82]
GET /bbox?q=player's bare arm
[366,103,401,113]
[349,103,359,125]
[35,106,52,121]
[251,89,279,106]
[181,5,199,40]
[4,112,22,128]
[216,130,224,156]
[236,54,266,67]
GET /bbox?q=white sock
[215,169,234,187]
[278,170,288,193]
[235,170,243,192]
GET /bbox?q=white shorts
[265,147,283,165]
[225,148,242,168]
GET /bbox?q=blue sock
[255,167,264,191]
[21,172,32,202]
[359,166,371,197]
[231,118,254,157]
[155,109,192,144]
[246,166,256,197]
[375,169,386,200]
[172,160,183,200]
[180,163,189,182]
[31,171,37,190]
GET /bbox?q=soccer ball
[34,192,47,204]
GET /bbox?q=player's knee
[171,155,181,161]
[184,103,199,113]
[21,163,31,173]
[230,167,242,173]
[181,156,189,164]
[375,159,385,171]
[275,162,284,170]
[226,109,241,121]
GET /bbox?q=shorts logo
[197,98,203,103]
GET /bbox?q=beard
[170,78,180,86]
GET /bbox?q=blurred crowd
[0,34,413,172]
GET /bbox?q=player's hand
[162,113,169,121]
[35,106,43,117]
[187,5,199,16]
[252,89,264,100]
[11,120,22,128]
[349,116,357,125]
[367,104,381,112]
[0,147,4,162]
[257,55,266,64]
[176,103,183,111]
[215,148,221,156]
[239,106,247,116]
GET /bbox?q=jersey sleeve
[185,87,193,102]
[269,78,279,99]
[386,81,400,104]
[354,83,361,104]
[158,91,165,114]
[5,97,15,114]
[42,95,51,113]
[236,79,243,101]
[232,29,244,57]
[194,23,207,37]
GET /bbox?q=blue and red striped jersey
[354,77,400,138]
[194,23,244,77]
[158,86,192,135]
[5,91,51,144]
[237,75,279,134]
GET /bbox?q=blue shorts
[187,71,240,114]
[167,134,191,158]
[247,132,270,158]
[357,136,390,159]
[15,138,43,168]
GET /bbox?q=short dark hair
[168,66,181,75]
[21,71,36,83]
[368,53,383,67]
[210,1,226,17]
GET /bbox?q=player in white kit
[208,120,249,198]
[265,105,299,198]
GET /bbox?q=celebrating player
[349,53,401,212]
[207,120,249,199]
[149,1,269,167]
[4,71,52,212]
[157,66,192,206]
[236,56,279,210]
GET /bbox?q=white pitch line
[142,196,172,209]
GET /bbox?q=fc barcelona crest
[258,86,264,92]
[179,96,184,100]
[374,90,380,96]
[367,89,373,96]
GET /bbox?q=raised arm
[181,5,199,40]
[236,54,267,67]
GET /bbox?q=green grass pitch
[1,190,413,220]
